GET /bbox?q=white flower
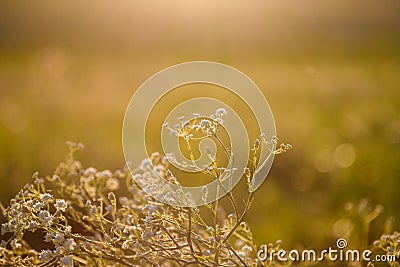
[64,226,72,235]
[54,199,67,212]
[54,233,65,244]
[7,220,16,232]
[106,177,119,191]
[140,158,152,171]
[28,221,38,230]
[34,178,44,185]
[39,249,53,262]
[61,255,73,266]
[119,197,128,205]
[40,193,53,202]
[64,238,76,251]
[55,246,64,256]
[97,170,112,179]
[215,117,224,124]
[89,205,97,214]
[10,239,21,250]
[42,216,53,227]
[44,232,55,242]
[33,202,45,211]
[215,108,227,116]
[39,210,50,220]
[200,119,210,127]
[1,223,9,235]
[84,167,97,176]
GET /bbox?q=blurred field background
[1,0,400,251]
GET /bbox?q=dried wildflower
[54,199,68,211]
[28,221,38,231]
[84,167,97,176]
[38,210,50,220]
[40,193,53,201]
[216,108,227,116]
[106,177,119,191]
[10,239,21,250]
[39,249,53,262]
[44,232,55,242]
[32,171,39,179]
[64,239,76,251]
[0,124,292,266]
[54,233,65,244]
[200,119,210,127]
[97,170,113,179]
[32,202,44,211]
[140,158,152,171]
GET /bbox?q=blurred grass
[1,0,400,250]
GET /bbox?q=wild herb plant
[0,110,290,266]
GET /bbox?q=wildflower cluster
[162,108,230,175]
[0,114,289,267]
[163,108,227,139]
[162,108,290,175]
